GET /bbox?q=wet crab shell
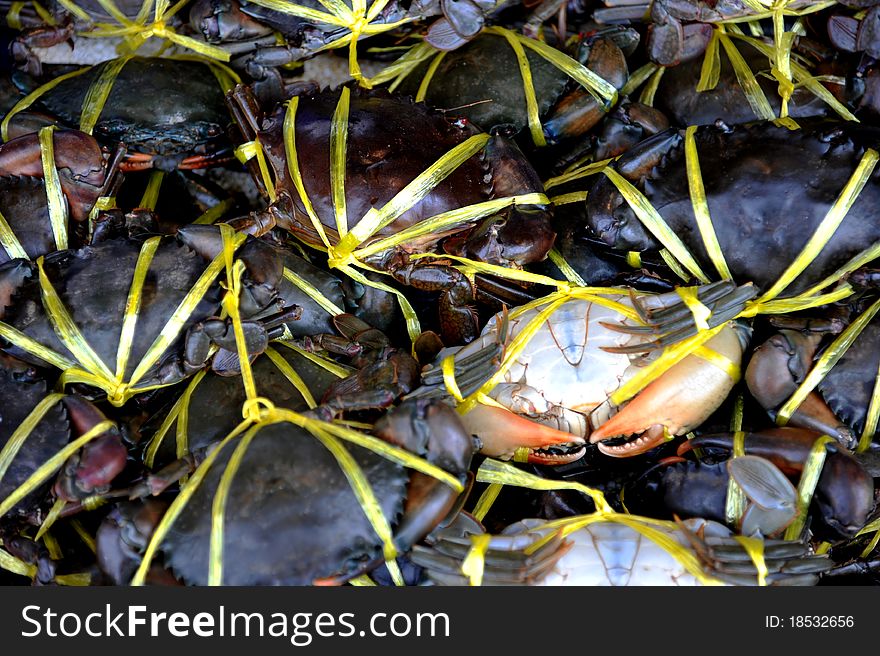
[160,421,410,585]
[0,360,67,518]
[256,86,547,258]
[586,119,880,295]
[14,57,232,165]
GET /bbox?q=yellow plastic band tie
[56,0,93,21]
[352,193,545,264]
[472,483,503,522]
[543,157,613,190]
[220,228,258,406]
[675,286,712,331]
[495,28,545,147]
[784,434,835,541]
[415,51,446,103]
[0,393,65,486]
[38,126,68,251]
[71,518,97,554]
[490,27,618,106]
[733,535,768,586]
[610,323,725,407]
[730,30,857,122]
[858,357,880,453]
[778,297,880,424]
[31,0,56,25]
[603,168,709,284]
[0,547,34,578]
[264,347,317,409]
[80,55,132,136]
[659,248,692,283]
[36,498,66,541]
[620,62,659,98]
[548,248,588,286]
[725,430,747,525]
[132,416,253,585]
[1,67,90,142]
[344,132,492,251]
[283,97,332,249]
[0,319,75,371]
[282,267,344,317]
[758,149,879,304]
[234,140,275,202]
[697,29,721,92]
[684,125,732,280]
[626,251,642,268]
[693,345,740,382]
[37,255,114,380]
[860,530,880,559]
[0,208,28,260]
[476,458,613,514]
[730,391,745,432]
[208,422,261,585]
[380,42,441,91]
[273,340,353,379]
[330,86,351,239]
[441,355,464,403]
[348,575,377,586]
[138,171,164,210]
[338,264,422,345]
[638,65,665,107]
[549,191,589,205]
[6,2,25,29]
[0,419,115,520]
[115,236,160,381]
[717,30,776,122]
[461,534,491,586]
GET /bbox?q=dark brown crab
[226,83,556,344]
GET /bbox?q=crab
[411,510,832,585]
[12,56,236,172]
[0,353,128,526]
[0,128,123,265]
[390,27,634,149]
[745,289,880,451]
[0,222,300,404]
[585,119,880,297]
[226,83,556,344]
[625,427,876,542]
[151,397,475,585]
[408,284,752,461]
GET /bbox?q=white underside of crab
[447,296,744,461]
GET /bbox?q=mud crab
[152,398,475,585]
[0,223,299,404]
[12,56,235,171]
[585,119,880,296]
[626,427,876,542]
[0,354,127,525]
[227,83,555,344]
[746,291,880,450]
[409,285,752,460]
[0,128,123,264]
[411,510,832,585]
[391,27,633,148]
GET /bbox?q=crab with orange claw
[407,280,754,463]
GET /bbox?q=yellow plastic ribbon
[725,430,747,526]
[235,140,276,202]
[675,286,712,331]
[461,534,491,586]
[733,535,768,586]
[783,434,835,541]
[0,209,29,260]
[38,126,68,251]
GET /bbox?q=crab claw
[590,321,748,457]
[461,403,586,465]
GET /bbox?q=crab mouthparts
[591,424,669,458]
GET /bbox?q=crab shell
[586,119,880,296]
[160,400,473,585]
[255,86,554,268]
[435,295,748,463]
[0,226,280,393]
[14,58,232,170]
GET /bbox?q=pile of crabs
[1,0,880,587]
